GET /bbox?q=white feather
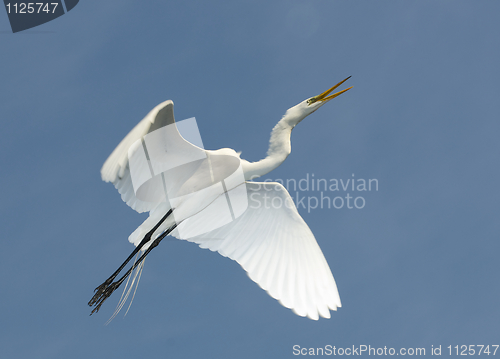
[172,182,341,320]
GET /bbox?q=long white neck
[242,112,299,180]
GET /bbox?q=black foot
[88,278,114,308]
[89,281,121,315]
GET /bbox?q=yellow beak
[310,76,353,104]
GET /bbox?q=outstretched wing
[174,182,341,320]
[101,100,205,213]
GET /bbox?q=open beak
[309,76,352,104]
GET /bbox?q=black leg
[88,209,174,313]
[89,222,178,315]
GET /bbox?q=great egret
[89,77,352,320]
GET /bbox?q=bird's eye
[307,98,316,105]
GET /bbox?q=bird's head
[284,76,352,126]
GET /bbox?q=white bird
[89,77,352,320]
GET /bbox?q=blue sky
[1,1,499,358]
